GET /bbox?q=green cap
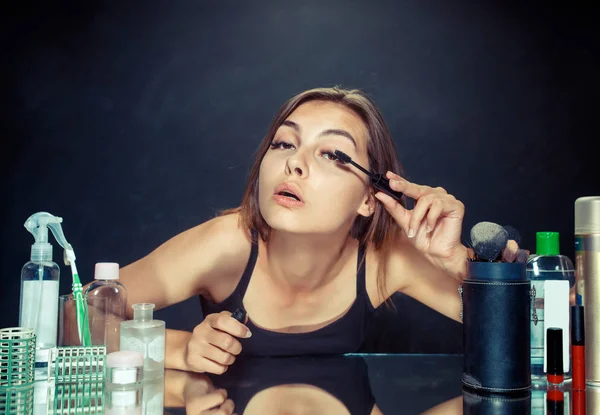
[536,232,560,255]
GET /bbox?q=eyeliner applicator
[334,150,404,202]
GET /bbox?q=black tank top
[209,355,376,415]
[199,231,376,356]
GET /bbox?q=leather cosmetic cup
[461,261,534,393]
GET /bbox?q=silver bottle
[575,196,600,385]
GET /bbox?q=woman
[120,87,467,375]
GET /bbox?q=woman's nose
[286,155,307,177]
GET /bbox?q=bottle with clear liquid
[84,262,127,353]
[19,212,70,380]
[120,303,165,380]
[527,232,576,380]
[20,259,59,380]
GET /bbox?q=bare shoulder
[194,212,254,302]
[194,211,252,252]
[183,211,253,289]
[364,237,413,308]
[120,211,252,311]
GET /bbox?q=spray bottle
[19,212,79,380]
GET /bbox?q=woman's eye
[270,141,295,150]
[321,151,340,162]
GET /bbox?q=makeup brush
[334,150,404,202]
[470,221,509,261]
[503,225,522,245]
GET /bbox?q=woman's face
[258,100,374,236]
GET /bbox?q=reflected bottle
[142,377,164,415]
[120,304,165,380]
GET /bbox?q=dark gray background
[2,1,599,353]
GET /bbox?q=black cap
[571,305,585,346]
[231,308,247,323]
[547,327,564,375]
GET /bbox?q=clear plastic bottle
[527,232,576,381]
[120,303,165,380]
[20,260,60,380]
[85,263,127,353]
[19,213,66,380]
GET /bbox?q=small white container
[106,351,144,385]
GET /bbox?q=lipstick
[547,327,564,385]
[572,304,586,391]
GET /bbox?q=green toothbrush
[64,248,91,346]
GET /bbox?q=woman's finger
[201,399,235,415]
[426,199,444,233]
[202,344,236,366]
[385,171,430,199]
[195,357,229,375]
[206,329,243,356]
[408,194,435,238]
[186,389,229,414]
[208,312,252,339]
[374,191,410,232]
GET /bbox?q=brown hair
[223,87,406,304]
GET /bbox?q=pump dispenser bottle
[19,212,72,379]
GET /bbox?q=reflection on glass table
[3,354,599,414]
[164,355,600,415]
[165,354,460,414]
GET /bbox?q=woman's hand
[164,369,236,415]
[184,379,236,415]
[185,311,251,375]
[375,172,466,263]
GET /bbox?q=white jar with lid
[106,350,144,385]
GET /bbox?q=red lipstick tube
[571,304,586,391]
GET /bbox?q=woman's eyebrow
[281,120,357,149]
[317,129,357,149]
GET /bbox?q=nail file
[544,280,570,373]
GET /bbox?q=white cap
[94,262,120,280]
[575,196,600,234]
[106,351,144,369]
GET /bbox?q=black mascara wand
[334,150,404,202]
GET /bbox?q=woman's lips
[273,181,304,202]
[273,194,305,208]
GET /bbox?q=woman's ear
[357,192,376,218]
